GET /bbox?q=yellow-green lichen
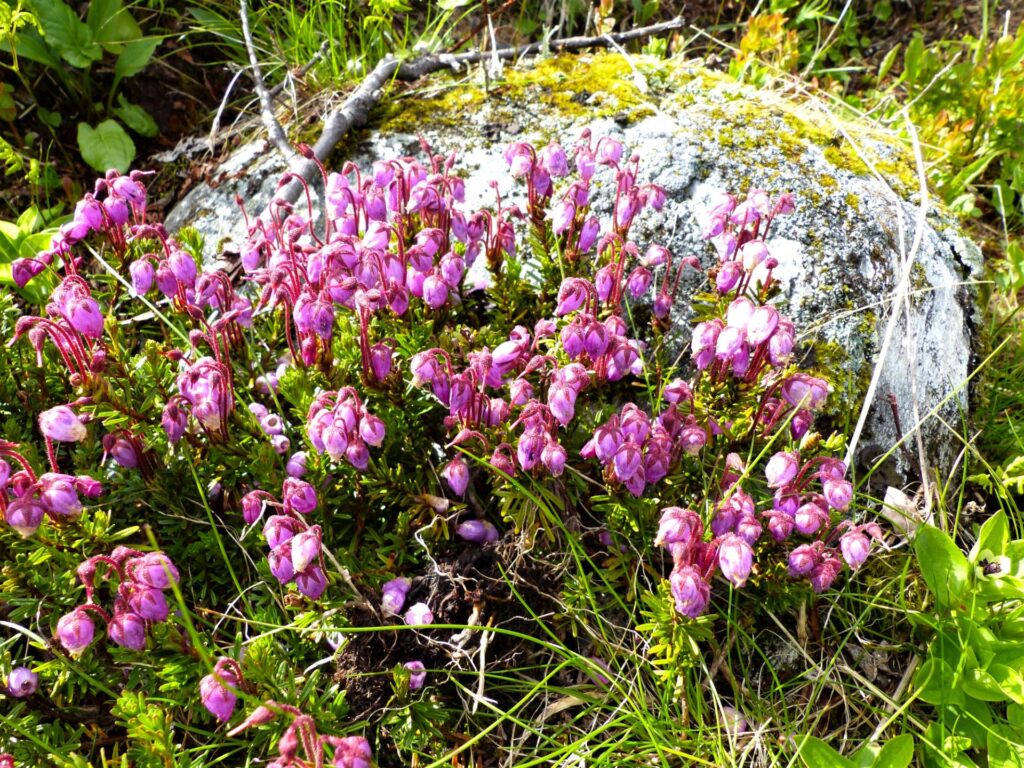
[373,52,665,135]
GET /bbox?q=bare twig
[268,40,331,100]
[264,17,685,215]
[239,0,295,163]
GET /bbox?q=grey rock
[166,54,982,484]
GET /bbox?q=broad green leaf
[872,734,914,768]
[796,736,855,768]
[971,510,1009,560]
[915,657,964,706]
[77,119,135,173]
[962,667,1007,702]
[1,26,57,67]
[113,36,158,84]
[113,94,157,137]
[28,0,102,68]
[988,724,1024,768]
[86,0,141,53]
[915,525,970,609]
[991,664,1024,705]
[15,205,42,233]
[37,106,61,128]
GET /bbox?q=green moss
[818,174,838,191]
[845,192,861,211]
[373,52,664,135]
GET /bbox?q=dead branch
[239,0,294,162]
[262,17,685,215]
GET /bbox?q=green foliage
[77,118,135,173]
[0,0,160,174]
[911,513,1024,767]
[895,22,1024,223]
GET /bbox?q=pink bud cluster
[12,170,149,288]
[11,276,107,384]
[199,656,244,723]
[228,701,372,768]
[56,548,179,654]
[583,399,709,496]
[306,387,384,470]
[655,451,880,617]
[248,402,291,455]
[239,142,514,371]
[162,355,235,442]
[241,477,326,599]
[1,438,101,538]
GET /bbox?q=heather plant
[0,127,881,765]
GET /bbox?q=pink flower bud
[404,661,427,690]
[810,553,843,592]
[551,200,575,234]
[718,534,753,587]
[130,259,154,295]
[282,478,317,514]
[655,507,703,549]
[787,543,819,576]
[541,440,567,477]
[5,497,45,537]
[794,501,828,536]
[108,611,147,650]
[57,609,95,654]
[577,216,600,253]
[295,564,327,599]
[368,342,393,381]
[268,544,294,584]
[839,531,872,570]
[404,602,433,626]
[746,305,779,345]
[127,552,179,590]
[716,260,743,294]
[381,577,411,615]
[822,478,853,511]
[200,661,239,723]
[670,565,710,618]
[332,735,372,768]
[39,405,87,442]
[359,414,386,447]
[764,451,799,489]
[6,666,38,698]
[442,456,470,497]
[74,475,103,498]
[290,527,322,574]
[127,586,169,622]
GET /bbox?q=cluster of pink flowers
[583,398,708,496]
[248,402,292,455]
[241,476,326,599]
[238,143,515,371]
[56,547,179,654]
[656,451,879,618]
[228,701,372,768]
[1,407,102,538]
[164,354,236,442]
[306,387,385,470]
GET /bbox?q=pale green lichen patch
[374,52,666,135]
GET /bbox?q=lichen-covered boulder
[167,53,982,484]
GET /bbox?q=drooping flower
[39,405,87,442]
[6,666,38,698]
